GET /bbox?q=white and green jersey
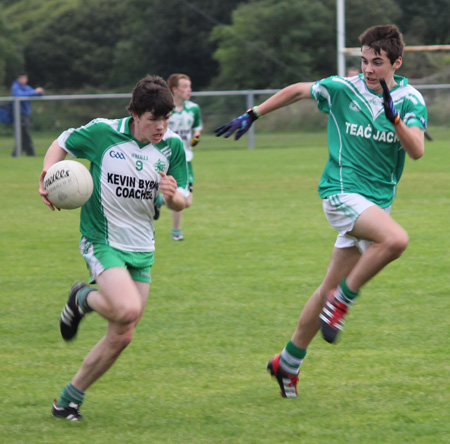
[168,100,203,162]
[311,74,427,207]
[58,117,189,252]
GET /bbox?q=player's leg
[171,180,193,241]
[53,269,149,420]
[293,245,361,349]
[319,205,408,343]
[268,246,360,397]
[83,267,146,324]
[60,241,154,338]
[171,209,183,230]
[72,270,148,388]
[22,116,35,156]
[345,205,408,291]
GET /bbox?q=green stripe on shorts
[329,194,360,221]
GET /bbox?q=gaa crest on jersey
[154,159,166,173]
[109,150,126,160]
[349,100,361,112]
[371,98,383,106]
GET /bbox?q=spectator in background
[346,66,360,77]
[157,73,203,241]
[11,72,44,157]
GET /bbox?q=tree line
[0,0,448,93]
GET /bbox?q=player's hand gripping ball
[44,160,93,209]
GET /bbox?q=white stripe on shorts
[79,237,105,282]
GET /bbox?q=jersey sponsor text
[345,122,399,143]
[107,172,158,200]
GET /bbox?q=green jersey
[58,117,189,252]
[168,100,203,162]
[311,74,427,207]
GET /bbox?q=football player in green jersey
[216,25,427,398]
[163,73,203,241]
[39,75,189,420]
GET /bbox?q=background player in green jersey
[38,75,189,420]
[163,73,203,241]
[216,25,427,398]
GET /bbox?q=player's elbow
[410,148,424,160]
[165,193,188,211]
[406,141,424,160]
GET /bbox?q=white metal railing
[1,85,448,153]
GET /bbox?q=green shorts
[79,238,154,283]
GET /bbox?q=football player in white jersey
[162,73,203,241]
[216,25,427,398]
[39,75,189,420]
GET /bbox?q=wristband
[247,106,261,121]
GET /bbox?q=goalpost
[336,0,450,76]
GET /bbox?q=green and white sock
[171,229,182,237]
[280,340,307,375]
[335,278,359,306]
[77,286,95,314]
[57,382,85,407]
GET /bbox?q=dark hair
[359,25,405,65]
[127,75,174,117]
[167,73,191,93]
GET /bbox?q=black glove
[380,78,400,125]
[215,107,260,140]
[190,135,200,147]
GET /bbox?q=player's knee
[386,229,409,259]
[116,306,141,325]
[112,300,141,324]
[108,330,134,353]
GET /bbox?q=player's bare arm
[394,123,425,159]
[215,82,315,140]
[380,78,425,160]
[43,140,67,171]
[39,141,67,209]
[257,82,314,116]
[159,172,187,211]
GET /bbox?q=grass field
[0,128,449,443]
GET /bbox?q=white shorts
[323,193,391,253]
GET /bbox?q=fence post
[13,98,22,156]
[246,91,254,149]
